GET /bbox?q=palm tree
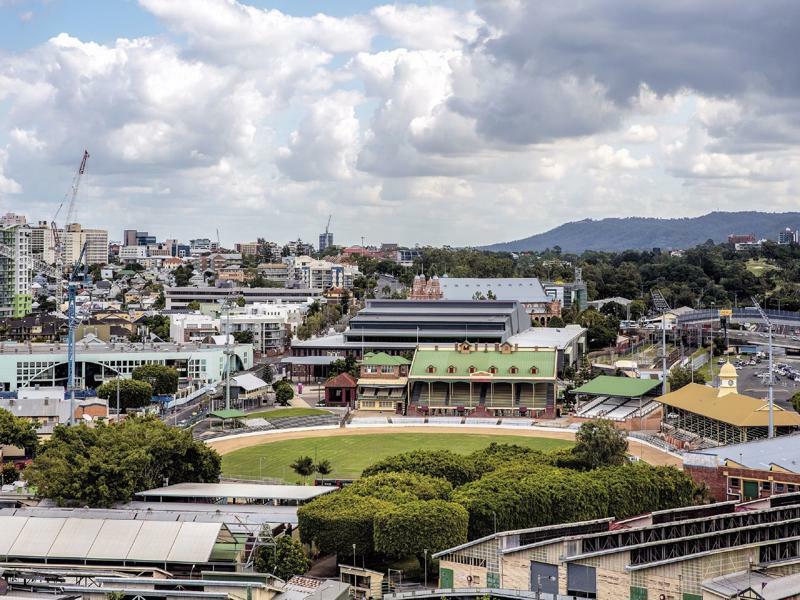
[290,455,316,484]
[315,459,332,478]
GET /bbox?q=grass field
[221,433,573,483]
[746,258,779,276]
[246,408,332,420]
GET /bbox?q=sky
[0,1,799,247]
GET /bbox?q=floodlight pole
[651,290,671,395]
[751,298,774,438]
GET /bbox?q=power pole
[651,289,671,395]
[751,297,774,438]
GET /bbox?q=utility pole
[751,297,775,438]
[651,289,671,395]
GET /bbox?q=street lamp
[751,297,775,438]
[352,543,356,567]
[423,548,428,588]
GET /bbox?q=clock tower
[718,361,738,397]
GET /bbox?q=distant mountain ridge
[483,212,800,253]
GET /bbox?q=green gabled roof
[208,409,247,419]
[573,375,661,398]
[410,347,556,379]
[362,352,411,366]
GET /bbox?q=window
[468,366,477,374]
[381,365,393,374]
[788,485,796,492]
[426,365,436,374]
[364,365,379,374]
[509,366,519,374]
[775,483,785,493]
[529,366,538,374]
[762,481,771,491]
[729,478,740,488]
[447,365,457,374]
[488,366,497,374]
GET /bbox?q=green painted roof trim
[409,347,556,379]
[362,352,410,366]
[573,375,661,398]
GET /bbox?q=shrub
[361,450,478,487]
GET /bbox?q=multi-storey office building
[165,287,321,309]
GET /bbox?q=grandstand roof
[361,352,410,366]
[409,344,556,379]
[574,375,661,398]
[437,277,550,303]
[658,383,800,428]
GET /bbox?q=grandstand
[573,375,662,429]
[407,341,557,417]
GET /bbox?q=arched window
[488,366,497,374]
[426,365,437,374]
[468,366,477,374]
[529,366,538,375]
[508,366,519,374]
[447,365,457,374]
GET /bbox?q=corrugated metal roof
[87,520,143,559]
[48,517,103,558]
[10,517,65,557]
[168,522,222,563]
[0,516,27,554]
[137,482,335,501]
[127,520,182,561]
[574,375,661,398]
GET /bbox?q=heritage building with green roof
[407,341,557,417]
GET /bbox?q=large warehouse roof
[574,375,661,398]
[684,434,800,473]
[437,277,551,303]
[0,516,221,563]
[137,482,335,502]
[658,383,800,427]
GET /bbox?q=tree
[290,455,315,483]
[315,459,332,477]
[254,534,311,580]
[329,356,359,378]
[362,450,478,487]
[348,472,453,503]
[571,420,629,469]
[25,416,220,507]
[132,364,179,395]
[374,500,468,566]
[0,408,39,454]
[232,330,254,344]
[547,316,565,328]
[236,296,246,307]
[187,300,201,311]
[791,391,800,414]
[96,379,153,410]
[668,365,705,391]
[274,380,294,406]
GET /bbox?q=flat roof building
[165,287,322,310]
[136,482,335,504]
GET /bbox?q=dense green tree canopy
[254,535,310,580]
[131,364,179,395]
[362,450,478,487]
[25,416,220,507]
[0,408,39,454]
[572,420,629,469]
[96,379,153,410]
[374,500,468,559]
[668,365,706,391]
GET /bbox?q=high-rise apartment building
[0,224,32,317]
[60,224,109,266]
[319,231,333,253]
[29,221,57,265]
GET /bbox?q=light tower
[751,297,775,438]
[651,289,671,395]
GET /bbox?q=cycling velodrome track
[205,422,683,468]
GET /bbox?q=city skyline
[1,1,799,246]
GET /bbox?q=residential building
[283,239,315,257]
[0,313,67,342]
[169,313,220,342]
[190,237,213,253]
[543,279,588,312]
[434,492,800,600]
[28,220,56,265]
[0,212,26,226]
[356,352,410,412]
[294,256,358,290]
[146,242,172,257]
[223,303,304,355]
[0,340,253,391]
[195,252,242,272]
[119,245,148,263]
[60,223,109,265]
[778,227,798,245]
[0,224,32,318]
[319,231,334,252]
[165,287,321,309]
[728,233,756,245]
[397,247,421,267]
[0,386,108,434]
[257,262,290,284]
[235,241,260,256]
[407,341,557,417]
[684,434,800,502]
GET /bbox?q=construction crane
[750,297,775,438]
[67,241,89,425]
[651,289,671,395]
[325,214,331,236]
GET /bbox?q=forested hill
[483,212,800,253]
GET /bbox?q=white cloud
[590,145,654,170]
[371,4,484,50]
[0,148,22,194]
[624,124,659,143]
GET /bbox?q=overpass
[677,307,800,329]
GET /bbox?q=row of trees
[96,364,180,410]
[299,423,701,565]
[290,456,332,483]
